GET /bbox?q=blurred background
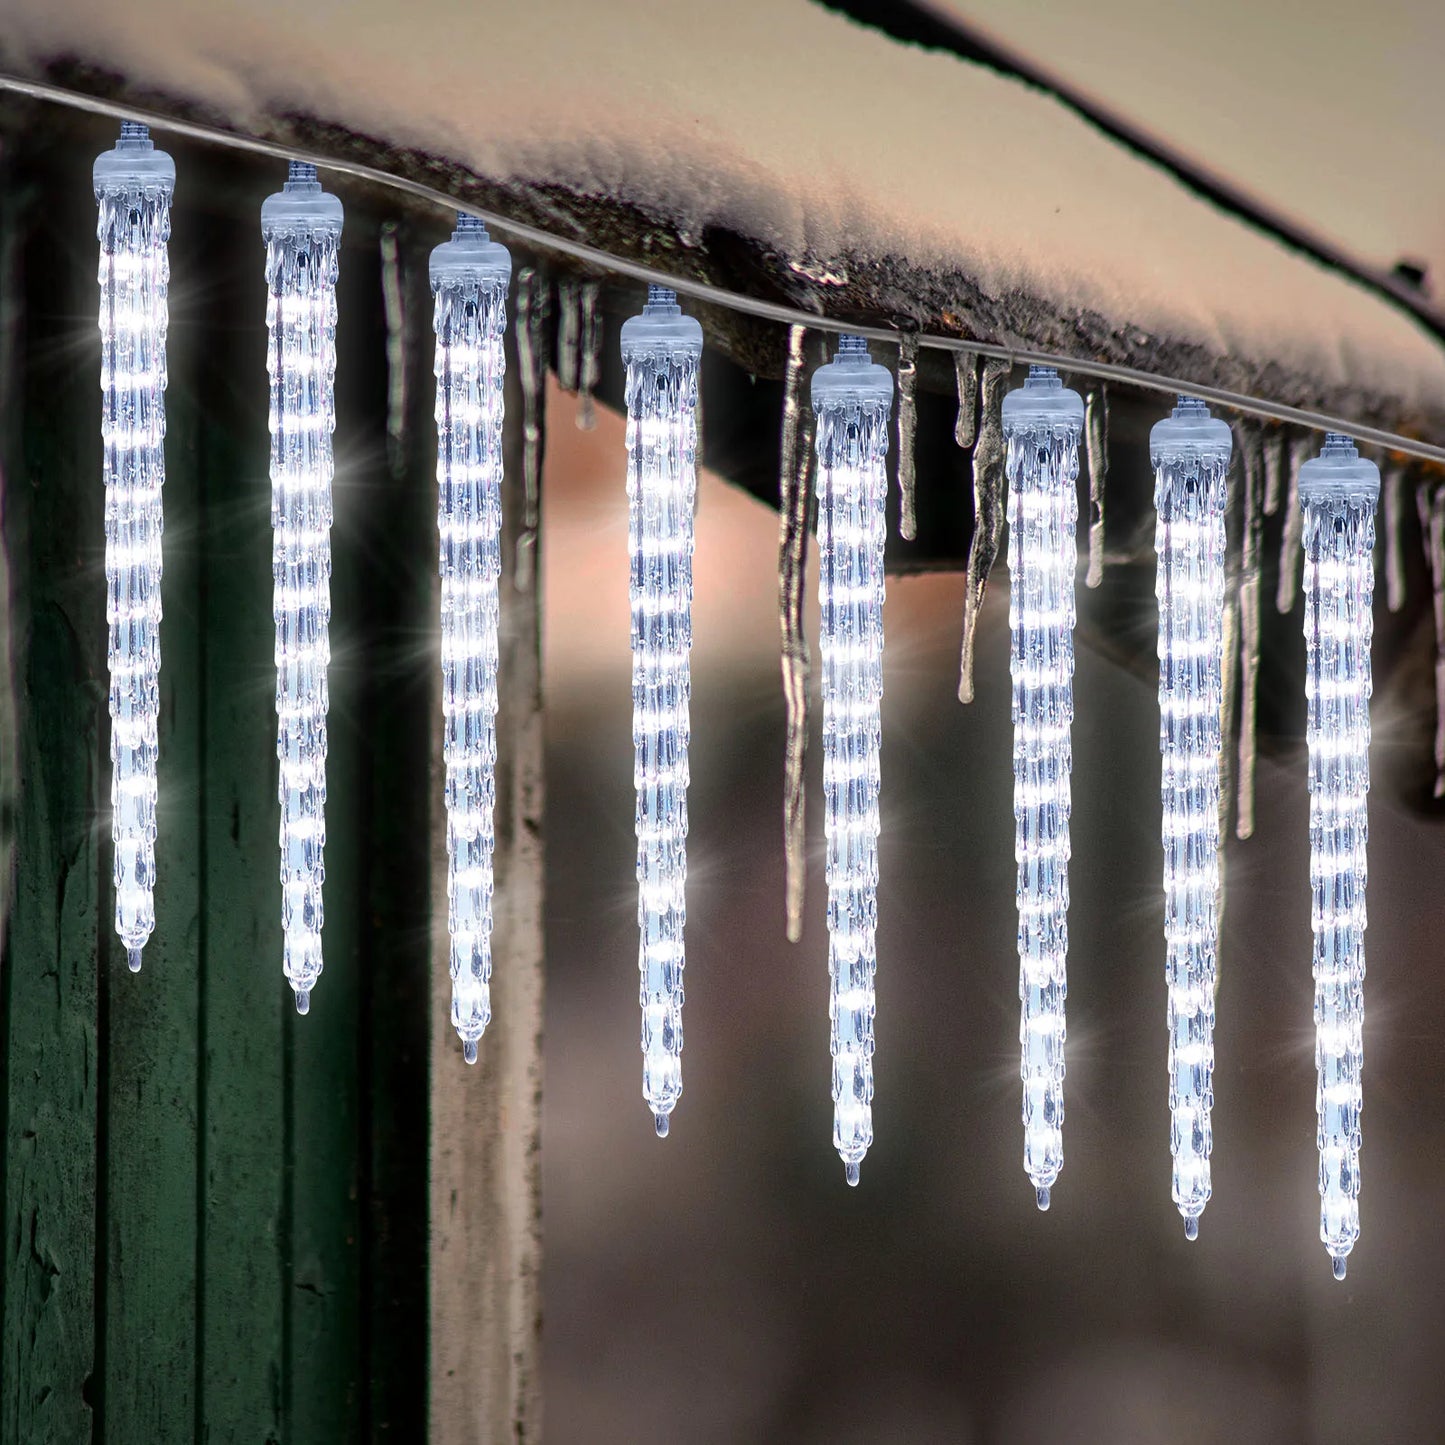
[541,385,1445,1444]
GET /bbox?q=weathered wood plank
[1,137,103,1444]
[429,279,546,1445]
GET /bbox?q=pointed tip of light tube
[463,1039,479,1066]
[1035,1186,1051,1212]
[654,1110,671,1139]
[126,946,143,974]
[294,988,311,1017]
[845,1160,861,1187]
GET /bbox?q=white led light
[811,335,893,1186]
[1299,432,1379,1281]
[95,121,175,975]
[1003,365,1083,1211]
[262,161,343,1015]
[1150,396,1233,1238]
[430,214,511,1064]
[622,286,703,1137]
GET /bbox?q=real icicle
[1276,436,1311,614]
[577,279,603,431]
[262,161,343,1015]
[1383,464,1407,615]
[622,286,703,1138]
[95,121,175,976]
[513,267,548,593]
[379,221,407,477]
[1298,434,1379,1281]
[430,215,511,1064]
[953,350,979,451]
[1003,366,1083,1211]
[555,275,581,392]
[1420,480,1445,797]
[1263,430,1286,517]
[896,332,919,541]
[957,358,1012,703]
[812,335,893,1185]
[1236,424,1264,841]
[778,324,816,944]
[1150,397,1233,1239]
[1084,387,1109,589]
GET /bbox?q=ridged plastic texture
[1003,365,1084,1210]
[1150,396,1233,1237]
[94,122,175,975]
[811,334,893,1185]
[262,162,343,1015]
[430,215,512,1063]
[1299,433,1379,1281]
[621,286,703,1137]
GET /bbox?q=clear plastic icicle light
[622,286,703,1137]
[1004,365,1083,1211]
[812,335,893,1186]
[262,161,343,1016]
[95,122,175,975]
[430,215,511,1065]
[1150,396,1233,1240]
[1299,433,1379,1282]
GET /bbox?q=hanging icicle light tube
[1003,365,1083,1211]
[1299,434,1379,1281]
[262,161,343,1015]
[812,335,893,1186]
[1150,396,1233,1240]
[430,214,512,1064]
[95,121,175,975]
[622,286,703,1138]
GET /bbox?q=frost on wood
[262,161,342,1015]
[957,358,1012,704]
[94,121,174,975]
[896,332,919,542]
[1084,387,1109,589]
[1151,396,1232,1239]
[1003,366,1083,1211]
[430,214,511,1063]
[623,286,702,1138]
[812,335,892,1185]
[778,323,818,944]
[1299,434,1378,1281]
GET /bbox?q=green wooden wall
[0,109,447,1443]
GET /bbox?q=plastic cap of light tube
[1299,433,1380,505]
[429,212,512,288]
[621,285,702,359]
[261,160,343,238]
[93,121,175,196]
[1002,364,1084,426]
[1149,394,1233,464]
[811,333,893,407]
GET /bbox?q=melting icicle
[1299,433,1379,1280]
[513,267,548,593]
[1383,465,1407,614]
[953,350,979,450]
[379,221,407,476]
[1263,431,1286,518]
[896,332,919,541]
[778,323,815,944]
[577,279,603,431]
[1004,366,1083,1209]
[1151,396,1232,1239]
[1420,481,1445,797]
[1084,387,1109,588]
[812,335,893,1185]
[1236,425,1264,841]
[1276,436,1310,614]
[555,275,581,392]
[262,161,343,1014]
[957,358,1012,703]
[94,122,174,975]
[623,286,703,1138]
[430,214,511,1063]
